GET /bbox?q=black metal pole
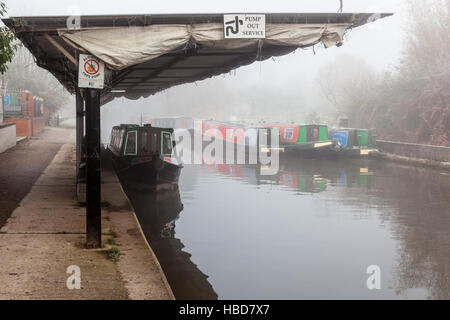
[84,88,101,248]
[75,89,84,190]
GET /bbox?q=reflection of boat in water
[279,157,375,189]
[107,124,183,191]
[121,186,218,300]
[202,156,375,193]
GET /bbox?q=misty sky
[3,0,409,141]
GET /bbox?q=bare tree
[316,0,450,146]
[4,46,71,115]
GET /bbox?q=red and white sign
[78,54,105,89]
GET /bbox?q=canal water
[121,156,450,300]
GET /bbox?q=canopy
[60,23,351,71]
[2,13,392,105]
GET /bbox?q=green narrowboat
[330,128,378,156]
[262,123,334,153]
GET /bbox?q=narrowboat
[260,123,334,154]
[330,128,378,156]
[201,120,246,144]
[149,116,194,132]
[108,124,183,191]
[201,120,281,154]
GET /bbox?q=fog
[4,0,409,143]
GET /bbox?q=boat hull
[109,150,182,191]
[281,141,335,158]
[330,147,379,158]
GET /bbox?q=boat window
[284,128,294,140]
[141,131,148,155]
[119,130,125,150]
[125,131,137,155]
[110,130,115,148]
[308,126,320,142]
[151,132,158,153]
[161,132,173,155]
[353,131,360,146]
[111,129,120,151]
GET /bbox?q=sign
[330,131,349,148]
[4,94,10,106]
[78,54,105,89]
[224,14,266,39]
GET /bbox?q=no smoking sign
[78,54,105,89]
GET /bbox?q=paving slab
[0,128,173,300]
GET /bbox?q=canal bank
[372,140,450,170]
[0,126,173,299]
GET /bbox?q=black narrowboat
[108,124,183,191]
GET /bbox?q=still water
[122,156,450,300]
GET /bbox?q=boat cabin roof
[113,124,174,133]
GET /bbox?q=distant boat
[260,123,334,153]
[200,119,281,153]
[151,116,194,129]
[330,128,378,156]
[107,124,183,191]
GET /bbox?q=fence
[3,92,24,116]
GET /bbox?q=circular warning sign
[84,59,100,75]
[78,54,105,89]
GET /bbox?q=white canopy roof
[3,13,392,105]
[60,23,350,71]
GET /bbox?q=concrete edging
[376,140,450,163]
[116,181,176,300]
[370,150,450,170]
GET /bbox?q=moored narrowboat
[330,128,378,156]
[108,124,183,191]
[201,120,281,154]
[149,116,194,132]
[260,123,334,153]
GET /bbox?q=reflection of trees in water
[252,156,450,299]
[120,182,218,300]
[121,156,450,299]
[307,158,450,298]
[370,163,450,299]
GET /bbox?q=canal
[121,156,450,300]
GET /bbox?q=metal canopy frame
[2,12,392,105]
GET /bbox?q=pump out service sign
[223,14,266,39]
[78,54,105,89]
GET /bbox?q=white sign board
[224,14,266,39]
[78,54,105,89]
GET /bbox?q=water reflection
[120,182,218,300]
[122,154,450,299]
[201,157,376,194]
[369,164,450,299]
